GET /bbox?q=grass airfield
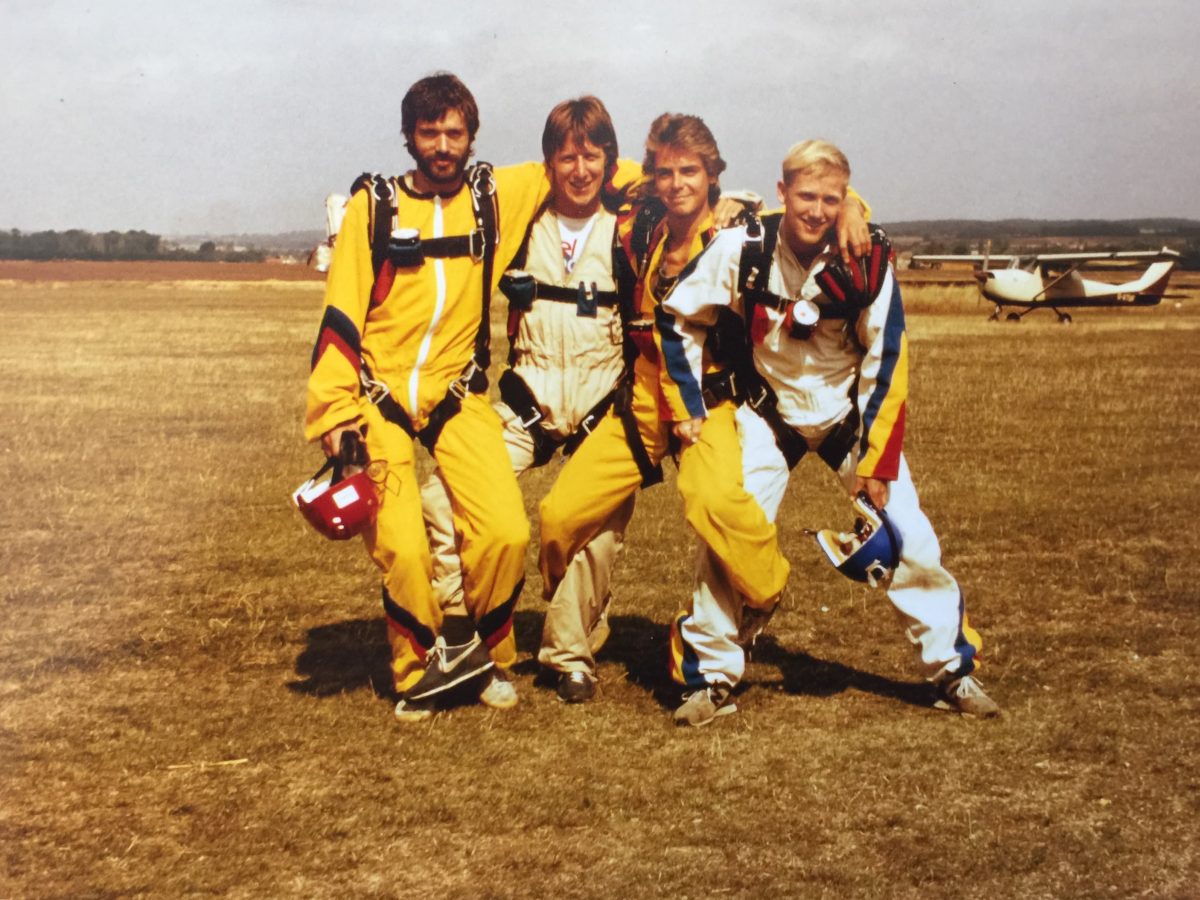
[1,267,1198,898]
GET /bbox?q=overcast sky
[3,0,1197,234]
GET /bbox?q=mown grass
[1,280,1198,899]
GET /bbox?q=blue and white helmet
[815,493,903,588]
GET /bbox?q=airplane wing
[1034,247,1180,264]
[910,253,1020,269]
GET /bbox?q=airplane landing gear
[1056,311,1073,324]
[1005,312,1022,322]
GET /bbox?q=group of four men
[304,72,1000,727]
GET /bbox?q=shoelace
[953,675,986,697]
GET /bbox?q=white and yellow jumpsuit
[538,208,791,686]
[305,163,549,694]
[658,222,985,690]
[420,201,632,679]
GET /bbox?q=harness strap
[466,163,498,371]
[362,360,488,455]
[744,373,861,472]
[700,367,742,409]
[561,390,616,458]
[738,213,784,327]
[498,368,615,465]
[419,233,487,258]
[366,175,395,281]
[744,378,807,470]
[738,211,866,324]
[613,378,664,488]
[528,282,619,306]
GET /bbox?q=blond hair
[781,140,850,186]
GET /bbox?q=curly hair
[401,72,480,156]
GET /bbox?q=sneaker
[556,671,596,704]
[393,696,434,724]
[673,683,737,727]
[479,669,518,710]
[407,635,495,701]
[935,674,1001,718]
[735,599,779,650]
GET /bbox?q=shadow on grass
[287,617,393,700]
[286,612,928,710]
[749,635,932,709]
[287,610,677,705]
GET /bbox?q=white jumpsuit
[421,204,633,678]
[659,224,984,690]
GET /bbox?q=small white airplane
[911,247,1182,323]
[307,193,349,273]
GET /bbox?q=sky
[3,0,1198,235]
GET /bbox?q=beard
[415,148,469,187]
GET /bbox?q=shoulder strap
[349,172,397,282]
[505,196,551,274]
[737,212,783,325]
[466,162,499,370]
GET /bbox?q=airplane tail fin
[1119,260,1176,300]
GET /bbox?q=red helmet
[292,456,381,540]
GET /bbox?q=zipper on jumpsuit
[409,195,446,415]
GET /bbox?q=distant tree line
[0,228,267,263]
[883,219,1200,269]
[883,218,1200,240]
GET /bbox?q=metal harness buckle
[518,406,543,429]
[468,228,486,262]
[746,380,771,412]
[359,369,391,405]
[448,359,481,401]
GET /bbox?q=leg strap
[613,378,663,488]
[369,361,489,454]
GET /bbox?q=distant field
[0,259,325,283]
[1,275,1198,898]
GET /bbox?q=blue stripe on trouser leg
[670,611,708,690]
[951,591,982,678]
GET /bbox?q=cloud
[2,0,1198,231]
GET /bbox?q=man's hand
[673,417,705,447]
[854,475,890,511]
[837,197,870,264]
[712,191,762,229]
[321,422,363,460]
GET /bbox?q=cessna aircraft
[911,247,1181,323]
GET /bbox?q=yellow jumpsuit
[537,210,790,685]
[306,163,549,693]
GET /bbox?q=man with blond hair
[540,117,868,725]
[658,139,1000,722]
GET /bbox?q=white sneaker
[935,674,1001,718]
[673,683,737,727]
[479,670,518,710]
[393,697,434,724]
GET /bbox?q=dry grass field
[2,266,1198,898]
